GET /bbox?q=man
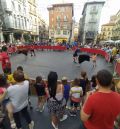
[0,46,11,74]
[80,69,120,129]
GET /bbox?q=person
[1,71,34,129]
[7,66,28,85]
[61,77,70,108]
[0,74,16,129]
[79,71,89,97]
[30,44,36,57]
[90,75,97,90]
[69,78,83,116]
[91,53,97,67]
[47,71,67,129]
[0,46,11,74]
[73,47,80,63]
[34,76,46,112]
[80,69,120,129]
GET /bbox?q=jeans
[13,106,31,128]
[80,120,86,129]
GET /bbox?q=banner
[7,45,109,61]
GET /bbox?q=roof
[47,3,74,16]
[82,1,105,15]
[102,23,115,26]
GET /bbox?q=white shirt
[70,86,83,98]
[7,80,29,113]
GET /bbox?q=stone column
[0,26,4,42]
[9,33,14,43]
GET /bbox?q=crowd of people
[0,65,120,129]
[0,42,120,129]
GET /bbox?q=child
[79,71,89,96]
[0,74,16,129]
[91,53,97,67]
[34,76,46,112]
[70,78,83,116]
[61,77,70,108]
[90,75,97,90]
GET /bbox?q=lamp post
[0,0,4,42]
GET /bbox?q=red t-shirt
[83,91,120,129]
[0,52,11,70]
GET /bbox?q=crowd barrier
[8,45,120,75]
[7,45,110,61]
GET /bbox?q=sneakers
[51,122,58,129]
[40,105,44,112]
[69,111,77,116]
[10,120,16,129]
[29,121,34,129]
[60,115,68,122]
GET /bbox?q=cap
[62,76,68,81]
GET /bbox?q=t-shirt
[7,73,29,84]
[79,79,88,96]
[63,84,70,100]
[34,82,46,96]
[83,91,120,129]
[70,86,83,102]
[7,80,29,113]
[0,52,11,70]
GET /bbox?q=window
[57,22,60,28]
[18,5,21,12]
[12,2,15,10]
[56,16,60,21]
[25,18,27,28]
[63,23,67,29]
[64,16,67,21]
[14,15,17,28]
[18,17,20,28]
[63,30,67,35]
[57,30,60,35]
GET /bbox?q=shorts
[2,99,10,107]
[70,100,79,108]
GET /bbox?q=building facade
[79,1,105,44]
[48,3,74,43]
[38,17,49,42]
[28,0,39,41]
[100,23,115,41]
[112,10,120,40]
[1,0,31,43]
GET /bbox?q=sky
[38,0,120,27]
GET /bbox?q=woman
[34,76,46,112]
[47,71,67,129]
[1,71,34,129]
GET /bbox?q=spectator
[90,75,97,90]
[69,78,83,116]
[79,71,89,96]
[47,71,67,129]
[6,71,34,129]
[0,74,16,129]
[61,77,70,108]
[91,53,97,68]
[80,69,120,129]
[34,76,46,112]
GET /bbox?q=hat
[62,76,68,81]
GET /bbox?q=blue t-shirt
[64,84,70,100]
